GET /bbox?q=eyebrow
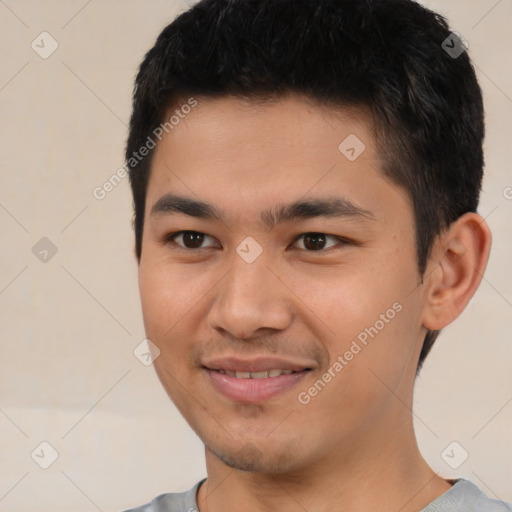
[150,193,376,228]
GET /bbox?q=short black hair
[126,0,485,372]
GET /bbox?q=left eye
[292,232,344,251]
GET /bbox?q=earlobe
[421,213,492,331]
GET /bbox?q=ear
[421,212,492,331]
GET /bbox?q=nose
[207,253,294,340]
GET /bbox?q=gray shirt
[123,478,512,512]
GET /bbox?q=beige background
[0,1,510,510]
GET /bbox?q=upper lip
[202,356,314,373]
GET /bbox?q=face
[138,94,428,473]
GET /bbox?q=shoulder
[422,479,512,512]
[120,479,205,512]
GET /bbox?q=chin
[207,439,301,474]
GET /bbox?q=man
[122,0,510,510]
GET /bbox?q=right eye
[164,230,219,250]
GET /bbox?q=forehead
[156,93,372,159]
[145,94,410,227]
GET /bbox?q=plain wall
[0,1,510,510]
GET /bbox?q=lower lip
[205,369,309,403]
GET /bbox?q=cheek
[294,264,402,339]
[298,246,420,379]
[138,262,171,333]
[138,257,206,333]
[138,261,203,401]
[297,305,419,436]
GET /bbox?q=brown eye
[303,233,326,250]
[181,231,205,248]
[167,231,217,249]
[293,232,343,251]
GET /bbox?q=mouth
[210,368,302,379]
[202,357,313,403]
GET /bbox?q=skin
[137,93,492,512]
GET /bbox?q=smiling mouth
[201,356,315,402]
[210,369,309,379]
[204,366,311,402]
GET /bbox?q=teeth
[232,369,293,379]
[216,369,297,378]
[249,371,267,378]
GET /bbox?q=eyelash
[162,230,352,253]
